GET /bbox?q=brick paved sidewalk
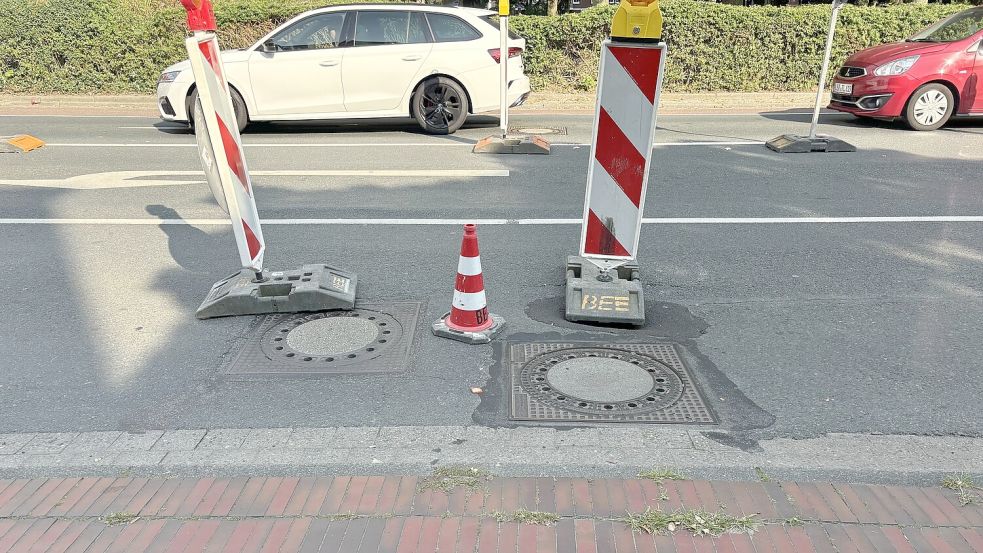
[0,475,980,552]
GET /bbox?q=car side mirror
[261,39,276,53]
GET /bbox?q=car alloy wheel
[913,89,948,127]
[413,77,469,135]
[422,83,462,130]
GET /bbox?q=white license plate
[833,82,853,95]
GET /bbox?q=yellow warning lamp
[611,0,663,41]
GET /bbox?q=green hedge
[0,0,972,94]
[512,2,970,92]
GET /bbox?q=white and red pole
[498,0,510,139]
[180,0,265,276]
[579,42,666,269]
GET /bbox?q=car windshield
[908,8,983,42]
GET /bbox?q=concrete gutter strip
[0,92,828,116]
[0,427,979,484]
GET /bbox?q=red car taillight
[488,47,523,63]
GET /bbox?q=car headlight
[873,55,919,76]
[158,71,181,84]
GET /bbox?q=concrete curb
[1,427,979,485]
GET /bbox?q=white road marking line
[118,126,185,129]
[0,169,509,189]
[1,216,981,226]
[43,140,761,148]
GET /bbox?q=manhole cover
[225,302,421,377]
[286,317,383,355]
[508,126,568,136]
[508,342,715,424]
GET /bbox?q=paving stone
[332,427,382,447]
[241,428,293,450]
[151,430,206,451]
[598,427,692,449]
[0,434,35,455]
[553,428,600,447]
[17,433,78,454]
[63,432,123,452]
[377,426,464,449]
[195,429,249,450]
[111,431,164,451]
[283,427,337,448]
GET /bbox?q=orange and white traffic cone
[432,224,505,344]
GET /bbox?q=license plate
[833,82,853,95]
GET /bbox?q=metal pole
[809,0,844,139]
[499,13,509,139]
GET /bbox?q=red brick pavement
[0,476,980,552]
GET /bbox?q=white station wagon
[157,4,530,134]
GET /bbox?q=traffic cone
[432,224,505,344]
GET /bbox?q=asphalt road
[1,111,982,448]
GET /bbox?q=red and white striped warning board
[579,41,665,261]
[182,0,265,272]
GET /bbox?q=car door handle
[319,60,339,67]
[402,55,422,62]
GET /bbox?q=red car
[830,6,983,130]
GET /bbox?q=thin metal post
[809,0,845,139]
[499,14,509,139]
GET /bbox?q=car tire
[903,83,953,131]
[188,88,249,133]
[412,77,469,135]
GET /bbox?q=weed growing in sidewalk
[782,517,804,527]
[102,512,139,526]
[419,466,491,494]
[620,507,759,536]
[327,513,362,521]
[491,509,561,526]
[638,468,686,483]
[754,467,771,482]
[942,475,981,506]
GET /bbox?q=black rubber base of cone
[432,312,506,344]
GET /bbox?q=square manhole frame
[507,341,717,424]
[224,301,422,377]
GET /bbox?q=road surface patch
[507,342,715,424]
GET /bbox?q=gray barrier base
[564,256,645,326]
[196,264,357,319]
[766,134,856,153]
[473,135,551,155]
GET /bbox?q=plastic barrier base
[766,134,856,153]
[1,135,45,154]
[432,312,506,344]
[565,256,645,326]
[473,135,550,155]
[196,264,357,319]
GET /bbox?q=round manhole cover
[286,317,379,355]
[519,347,685,416]
[547,358,653,403]
[261,310,400,366]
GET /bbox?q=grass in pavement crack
[491,509,561,526]
[419,466,491,494]
[102,512,139,526]
[620,507,760,536]
[638,468,687,483]
[942,474,981,506]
